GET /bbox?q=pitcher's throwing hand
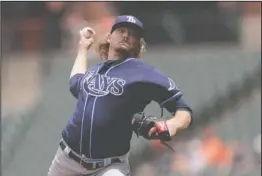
[79,27,96,50]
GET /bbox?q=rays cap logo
[110,15,144,38]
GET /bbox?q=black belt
[59,141,121,170]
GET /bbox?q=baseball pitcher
[48,15,193,176]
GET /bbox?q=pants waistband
[59,139,122,170]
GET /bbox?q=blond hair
[95,34,147,61]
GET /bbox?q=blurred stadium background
[1,2,261,176]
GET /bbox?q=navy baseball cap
[110,15,144,37]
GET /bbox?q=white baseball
[82,27,96,39]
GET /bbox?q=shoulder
[131,59,174,87]
[130,59,163,74]
[132,59,168,79]
[79,63,103,80]
[87,63,103,72]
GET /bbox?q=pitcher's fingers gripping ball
[79,27,96,49]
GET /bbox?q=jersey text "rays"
[82,72,126,97]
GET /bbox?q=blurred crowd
[2,2,117,55]
[135,126,261,176]
[2,2,261,56]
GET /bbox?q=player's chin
[116,47,131,55]
[119,44,131,51]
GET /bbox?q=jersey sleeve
[69,73,85,98]
[146,69,192,115]
[69,64,101,99]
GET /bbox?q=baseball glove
[131,112,171,141]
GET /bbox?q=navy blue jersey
[62,57,192,158]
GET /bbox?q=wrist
[166,119,179,136]
[167,118,183,131]
[169,111,191,130]
[78,47,88,53]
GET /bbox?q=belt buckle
[90,159,105,169]
[97,162,104,168]
[80,154,90,163]
[80,155,105,169]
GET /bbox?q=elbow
[69,86,79,99]
[69,74,84,99]
[69,79,79,98]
